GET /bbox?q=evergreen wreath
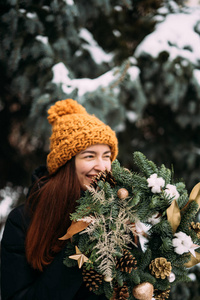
[61,152,200,300]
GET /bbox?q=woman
[1,99,118,300]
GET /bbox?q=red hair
[25,158,81,271]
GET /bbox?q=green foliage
[63,152,200,299]
[176,190,189,210]
[133,151,158,177]
[63,242,77,268]
[178,201,199,233]
[158,164,172,185]
[112,160,134,188]
[136,248,152,270]
[138,271,156,286]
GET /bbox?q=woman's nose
[94,158,107,171]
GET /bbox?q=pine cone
[112,282,129,300]
[190,222,200,239]
[149,257,172,279]
[154,288,170,300]
[90,170,116,189]
[82,267,103,292]
[116,249,137,273]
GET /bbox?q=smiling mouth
[86,175,96,180]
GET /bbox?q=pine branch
[81,207,135,277]
[133,151,158,177]
[138,248,152,271]
[158,164,172,184]
[154,278,170,291]
[178,201,199,232]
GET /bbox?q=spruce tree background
[2,0,194,190]
[1,0,200,298]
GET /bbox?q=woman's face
[75,144,112,190]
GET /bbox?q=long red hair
[25,157,81,271]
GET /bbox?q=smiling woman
[1,99,118,300]
[75,144,112,190]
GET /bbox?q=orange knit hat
[47,99,118,174]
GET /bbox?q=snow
[113,30,121,37]
[42,6,50,11]
[74,50,83,57]
[193,69,200,85]
[127,66,140,81]
[0,186,24,219]
[79,28,113,64]
[167,0,180,12]
[71,72,115,96]
[52,62,117,97]
[114,123,126,132]
[36,35,49,45]
[0,194,13,219]
[157,6,169,15]
[52,63,70,83]
[51,6,200,103]
[26,12,37,19]
[114,6,122,12]
[63,0,74,5]
[50,4,200,106]
[126,111,138,123]
[186,0,200,6]
[194,147,200,155]
[0,186,26,240]
[135,7,200,65]
[19,9,26,13]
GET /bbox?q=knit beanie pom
[47,98,87,125]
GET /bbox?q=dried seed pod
[112,282,129,300]
[82,267,103,292]
[116,249,137,273]
[90,170,116,189]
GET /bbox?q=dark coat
[1,167,107,300]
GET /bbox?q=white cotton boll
[174,244,187,255]
[157,177,165,186]
[164,184,180,200]
[172,237,187,254]
[148,213,161,225]
[182,236,193,247]
[173,231,194,255]
[147,173,165,194]
[172,238,181,248]
[174,232,185,239]
[147,173,157,184]
[135,221,149,235]
[151,185,162,193]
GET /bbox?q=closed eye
[103,155,111,159]
[84,155,94,159]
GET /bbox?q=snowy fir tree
[0,0,193,189]
[1,0,200,298]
